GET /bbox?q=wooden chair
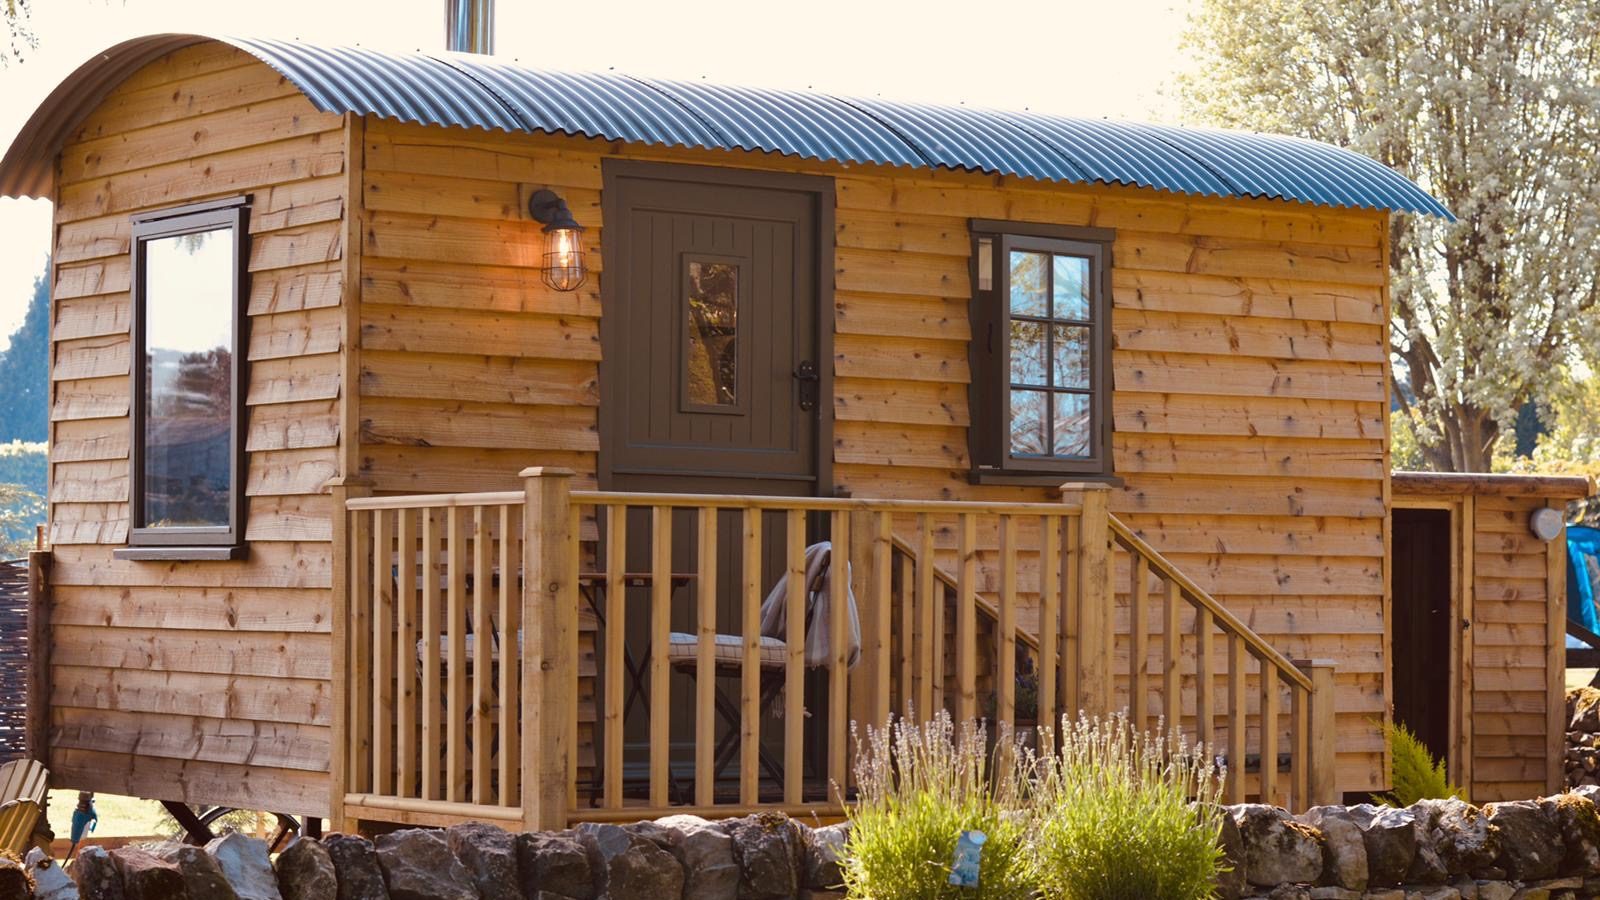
[0,759,49,855]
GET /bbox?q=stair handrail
[1107,516,1312,692]
[886,533,1041,653]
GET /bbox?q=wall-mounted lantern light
[1530,506,1565,542]
[529,189,587,292]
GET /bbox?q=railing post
[1066,483,1113,719]
[521,467,575,831]
[1300,659,1339,806]
[847,509,883,733]
[26,548,51,768]
[326,475,371,833]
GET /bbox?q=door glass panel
[1009,250,1047,317]
[1052,254,1090,320]
[686,260,739,406]
[1052,324,1090,389]
[142,228,234,528]
[1053,393,1091,457]
[1010,389,1048,456]
[1010,320,1047,386]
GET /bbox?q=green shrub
[841,712,1038,899]
[1030,714,1226,900]
[1380,720,1463,806]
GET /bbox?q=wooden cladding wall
[1470,493,1566,802]
[354,118,1389,792]
[46,45,346,815]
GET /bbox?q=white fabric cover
[758,541,861,669]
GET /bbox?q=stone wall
[26,789,1600,900]
[51,813,847,900]
[1567,687,1600,789]
[1219,787,1600,900]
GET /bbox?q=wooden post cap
[519,467,576,478]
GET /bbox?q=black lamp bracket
[528,189,584,232]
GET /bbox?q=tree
[0,268,48,443]
[2,0,32,66]
[1181,0,1600,471]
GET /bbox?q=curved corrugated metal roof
[0,32,1452,219]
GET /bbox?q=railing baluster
[566,503,581,810]
[898,549,914,718]
[396,508,418,799]
[828,510,850,795]
[1196,607,1215,753]
[922,516,942,717]
[497,504,518,807]
[350,509,373,795]
[996,515,1017,731]
[1130,556,1150,733]
[649,505,672,809]
[784,509,806,805]
[1039,515,1060,738]
[1062,514,1079,721]
[915,514,935,719]
[695,507,718,807]
[1260,660,1278,807]
[447,507,469,803]
[871,512,892,729]
[1227,633,1247,804]
[1291,666,1309,810]
[372,509,394,796]
[740,509,762,807]
[471,507,493,805]
[956,513,977,724]
[1163,579,1181,733]
[421,509,443,802]
[603,505,625,810]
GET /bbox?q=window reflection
[1006,249,1095,459]
[142,228,234,528]
[685,260,739,407]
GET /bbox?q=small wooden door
[1391,507,1456,768]
[601,162,828,497]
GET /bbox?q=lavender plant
[840,711,1038,899]
[1029,713,1227,900]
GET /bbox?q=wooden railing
[1109,519,1338,809]
[335,470,1338,829]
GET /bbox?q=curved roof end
[0,32,1453,222]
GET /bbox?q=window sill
[968,470,1124,488]
[114,545,248,562]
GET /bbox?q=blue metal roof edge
[0,33,1453,221]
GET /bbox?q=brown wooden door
[602,163,826,497]
[1392,507,1455,767]
[599,163,832,801]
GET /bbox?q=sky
[0,0,1198,348]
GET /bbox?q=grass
[44,793,167,842]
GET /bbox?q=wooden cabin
[1391,472,1591,803]
[2,32,1570,832]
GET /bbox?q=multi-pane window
[969,221,1113,479]
[122,197,250,558]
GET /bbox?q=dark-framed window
[118,196,251,561]
[968,219,1114,483]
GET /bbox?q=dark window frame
[967,219,1116,484]
[118,195,251,561]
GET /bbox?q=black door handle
[794,361,820,411]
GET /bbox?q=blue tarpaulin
[1567,525,1600,647]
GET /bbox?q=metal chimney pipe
[445,0,493,54]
